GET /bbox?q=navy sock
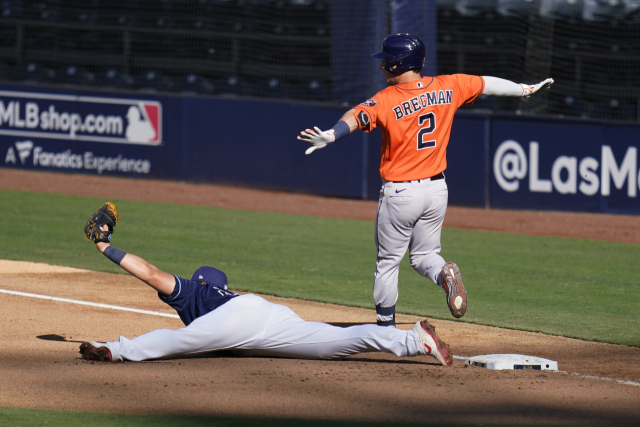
[376,304,396,327]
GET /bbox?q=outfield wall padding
[0,84,638,215]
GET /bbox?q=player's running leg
[408,178,467,318]
[373,181,423,326]
[408,178,448,284]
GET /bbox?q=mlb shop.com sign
[493,140,639,198]
[0,90,162,145]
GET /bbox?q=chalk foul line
[3,287,639,387]
[450,355,640,387]
[0,288,179,319]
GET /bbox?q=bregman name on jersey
[392,90,453,120]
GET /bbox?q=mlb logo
[126,102,162,144]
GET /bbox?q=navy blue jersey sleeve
[158,276,239,326]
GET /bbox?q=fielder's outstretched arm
[297,109,359,155]
[482,76,554,98]
[95,230,175,296]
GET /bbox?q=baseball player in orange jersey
[299,33,553,327]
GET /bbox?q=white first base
[464,354,558,371]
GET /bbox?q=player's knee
[410,254,440,281]
[409,254,427,273]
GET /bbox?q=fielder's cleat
[441,261,467,318]
[413,319,453,366]
[79,341,113,362]
[413,320,453,367]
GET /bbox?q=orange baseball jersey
[353,74,485,182]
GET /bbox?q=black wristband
[103,246,126,265]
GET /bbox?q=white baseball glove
[297,127,335,155]
[521,78,554,98]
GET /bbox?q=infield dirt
[1,168,639,425]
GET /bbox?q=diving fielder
[298,33,553,327]
[79,202,453,366]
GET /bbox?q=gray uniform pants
[374,177,448,320]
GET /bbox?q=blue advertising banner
[3,84,640,215]
[490,115,640,215]
[445,113,488,207]
[0,85,180,180]
[179,96,367,198]
[0,84,371,199]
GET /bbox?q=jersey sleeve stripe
[164,275,182,302]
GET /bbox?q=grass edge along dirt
[1,189,638,347]
[0,406,573,427]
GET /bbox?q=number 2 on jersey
[417,112,436,150]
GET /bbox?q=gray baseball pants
[374,177,448,324]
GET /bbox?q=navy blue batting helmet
[371,33,426,75]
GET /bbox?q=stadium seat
[134,0,173,28]
[131,32,178,58]
[455,0,498,16]
[289,0,329,23]
[471,94,497,110]
[582,0,626,21]
[0,0,21,19]
[176,73,216,94]
[623,0,640,21]
[51,65,94,85]
[132,70,174,92]
[215,76,251,97]
[34,3,60,22]
[172,0,212,29]
[18,62,53,84]
[94,0,136,26]
[249,0,288,21]
[94,68,134,89]
[539,0,584,18]
[497,0,541,16]
[595,98,634,120]
[57,0,97,24]
[438,0,460,10]
[293,79,329,102]
[557,95,594,118]
[213,0,248,15]
[252,77,294,98]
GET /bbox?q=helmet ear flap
[374,33,426,75]
[387,59,401,73]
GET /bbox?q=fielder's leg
[98,295,272,361]
[242,302,452,365]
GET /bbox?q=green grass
[0,406,474,427]
[1,189,639,347]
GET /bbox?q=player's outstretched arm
[482,76,554,98]
[84,202,175,296]
[96,238,175,296]
[297,108,359,155]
